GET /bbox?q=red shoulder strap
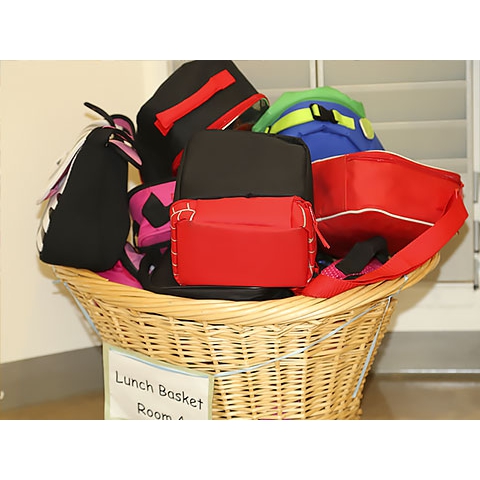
[301,191,468,298]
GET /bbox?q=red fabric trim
[208,93,267,130]
[171,150,184,177]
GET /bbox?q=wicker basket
[54,253,439,420]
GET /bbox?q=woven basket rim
[52,253,439,325]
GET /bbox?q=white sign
[103,344,213,420]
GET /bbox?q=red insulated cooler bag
[301,150,468,298]
[139,129,318,298]
[170,196,319,287]
[168,129,322,288]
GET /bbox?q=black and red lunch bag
[135,60,269,182]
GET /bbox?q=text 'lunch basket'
[54,253,439,420]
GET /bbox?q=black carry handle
[84,102,136,137]
[84,101,116,126]
[335,236,389,278]
[83,103,142,169]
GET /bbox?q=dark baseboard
[1,332,480,411]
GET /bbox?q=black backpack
[37,103,142,271]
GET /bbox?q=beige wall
[0,60,169,363]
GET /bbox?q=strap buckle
[309,103,338,124]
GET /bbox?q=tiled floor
[1,373,480,420]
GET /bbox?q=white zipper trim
[317,208,435,227]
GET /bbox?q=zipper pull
[307,202,330,249]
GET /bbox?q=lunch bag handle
[154,69,236,135]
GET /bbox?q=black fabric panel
[40,128,130,271]
[142,192,171,228]
[174,129,313,204]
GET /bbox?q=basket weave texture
[54,253,439,420]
